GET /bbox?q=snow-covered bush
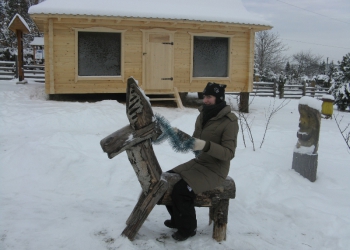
[329,53,350,111]
[330,82,350,111]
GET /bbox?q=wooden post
[302,82,306,96]
[273,80,277,97]
[278,82,284,99]
[239,92,249,113]
[8,14,30,82]
[211,199,229,241]
[311,81,316,97]
[16,30,24,81]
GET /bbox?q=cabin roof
[30,37,44,46]
[29,0,271,27]
[8,14,30,33]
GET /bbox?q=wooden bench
[100,77,236,241]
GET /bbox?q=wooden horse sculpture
[100,78,236,241]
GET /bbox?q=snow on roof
[28,0,271,27]
[30,37,44,46]
[8,14,30,32]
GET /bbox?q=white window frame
[189,32,234,83]
[74,27,126,82]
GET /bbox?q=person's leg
[164,170,177,228]
[164,205,177,228]
[171,179,197,238]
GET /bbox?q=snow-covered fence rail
[23,65,45,82]
[252,82,277,97]
[0,61,16,80]
[228,82,329,99]
[0,61,45,82]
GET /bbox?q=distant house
[29,0,271,100]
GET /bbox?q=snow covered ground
[0,79,349,250]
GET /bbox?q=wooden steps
[146,87,184,109]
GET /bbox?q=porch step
[147,87,184,109]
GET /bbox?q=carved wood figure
[100,78,235,241]
[292,98,321,182]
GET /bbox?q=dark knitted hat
[202,82,227,103]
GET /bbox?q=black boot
[172,229,196,241]
[164,219,177,229]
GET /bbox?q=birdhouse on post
[8,14,30,82]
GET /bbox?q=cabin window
[193,36,229,77]
[78,32,121,76]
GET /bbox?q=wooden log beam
[121,178,168,240]
[211,199,229,242]
[239,92,249,113]
[100,122,161,159]
[157,173,236,207]
[126,140,163,193]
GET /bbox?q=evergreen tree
[285,61,290,73]
[329,53,350,111]
[319,61,326,75]
[325,61,336,88]
[0,0,42,61]
[339,53,350,81]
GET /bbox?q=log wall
[31,16,269,94]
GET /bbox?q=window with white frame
[78,32,121,76]
[193,36,229,77]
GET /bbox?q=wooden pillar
[16,30,24,81]
[8,14,30,82]
[273,80,277,97]
[211,199,229,242]
[48,19,55,94]
[239,92,249,113]
[311,81,316,97]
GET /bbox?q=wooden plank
[49,19,55,94]
[173,86,184,109]
[0,66,14,70]
[149,98,176,101]
[121,179,168,240]
[247,30,255,92]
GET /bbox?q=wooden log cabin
[29,0,271,106]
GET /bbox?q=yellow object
[322,100,333,116]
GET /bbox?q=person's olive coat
[172,105,238,194]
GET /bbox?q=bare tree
[255,30,289,79]
[291,50,323,79]
[227,94,256,151]
[333,112,350,152]
[260,98,291,148]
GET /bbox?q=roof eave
[30,13,272,31]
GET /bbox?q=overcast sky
[242,0,350,64]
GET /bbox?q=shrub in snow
[330,82,350,111]
[329,53,350,111]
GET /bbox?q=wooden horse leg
[126,192,146,225]
[211,199,230,242]
[122,179,168,240]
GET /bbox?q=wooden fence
[250,81,329,99]
[0,61,15,80]
[0,60,45,82]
